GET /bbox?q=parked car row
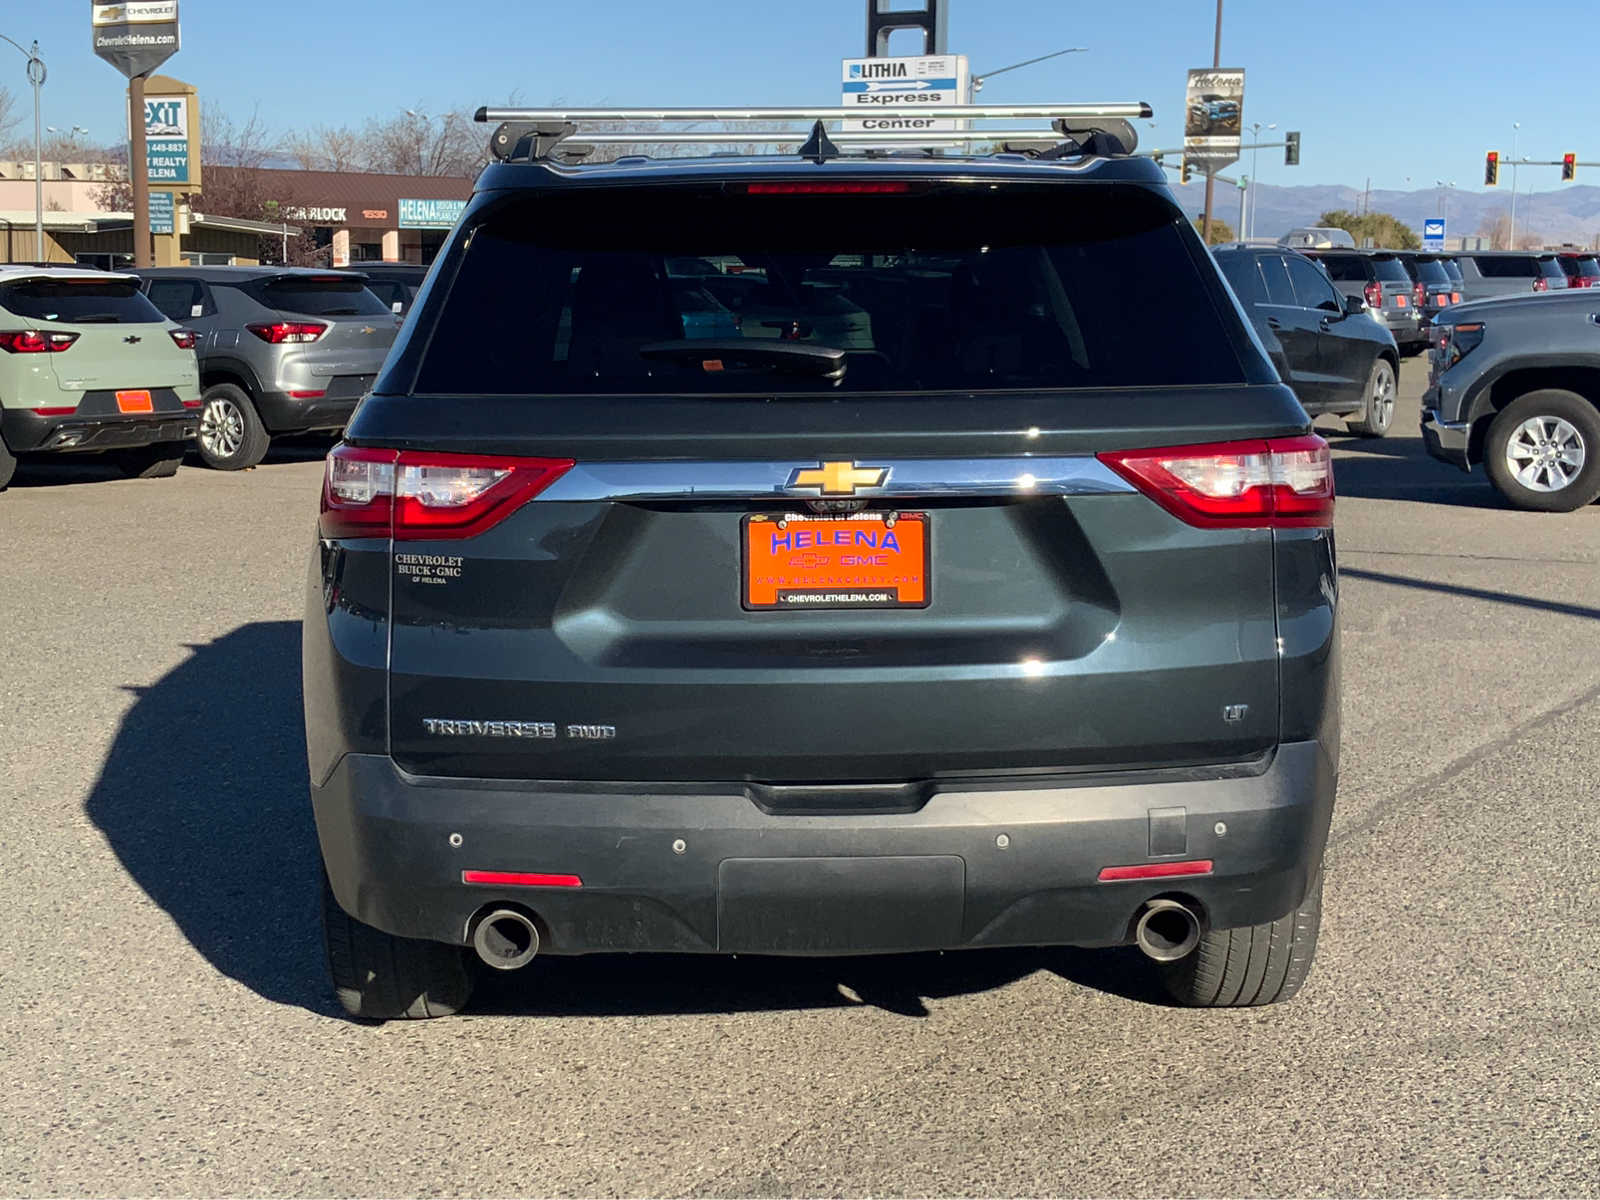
[0,263,412,489]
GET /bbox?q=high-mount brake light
[0,330,79,354]
[320,445,575,541]
[169,329,199,350]
[246,321,328,344]
[743,181,913,195]
[1099,435,1334,529]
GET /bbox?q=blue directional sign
[1423,218,1446,251]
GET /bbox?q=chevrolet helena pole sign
[91,1,181,79]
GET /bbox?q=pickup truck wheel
[0,432,15,491]
[113,443,185,479]
[196,383,270,470]
[1159,863,1322,1007]
[1485,390,1600,512]
[321,872,474,1020]
[1346,358,1396,437]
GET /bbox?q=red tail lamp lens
[462,870,583,888]
[319,445,575,540]
[1099,435,1334,529]
[744,181,912,194]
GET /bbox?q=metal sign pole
[130,73,151,267]
[29,46,44,261]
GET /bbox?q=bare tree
[286,106,485,177]
[1477,210,1513,250]
[0,85,19,146]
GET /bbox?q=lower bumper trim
[1421,408,1473,471]
[315,742,1337,956]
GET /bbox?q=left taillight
[1099,435,1334,529]
[169,329,198,350]
[320,445,575,541]
[1413,281,1426,309]
[0,330,79,354]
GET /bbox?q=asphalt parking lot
[2,357,1597,1197]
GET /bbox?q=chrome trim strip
[537,457,1134,502]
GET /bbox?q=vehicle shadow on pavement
[82,620,337,1016]
[81,619,1172,1020]
[470,944,1169,1018]
[1324,435,1502,507]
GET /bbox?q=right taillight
[1532,277,1549,292]
[1099,435,1334,529]
[247,321,328,344]
[1364,280,1383,309]
[320,445,575,541]
[169,329,199,350]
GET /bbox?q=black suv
[1214,244,1399,436]
[305,108,1339,1018]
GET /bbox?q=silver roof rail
[473,103,1153,164]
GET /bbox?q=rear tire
[1159,863,1323,1007]
[113,443,185,479]
[1346,358,1396,437]
[1483,390,1600,513]
[0,432,15,491]
[196,383,270,471]
[321,872,474,1020]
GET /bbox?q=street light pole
[970,46,1088,92]
[1,34,45,262]
[1246,120,1275,239]
[1509,122,1520,249]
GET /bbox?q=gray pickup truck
[1423,290,1600,511]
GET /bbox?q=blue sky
[6,0,1587,196]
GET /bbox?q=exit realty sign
[144,95,190,184]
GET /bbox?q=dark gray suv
[304,110,1339,1019]
[1423,290,1600,510]
[135,267,399,470]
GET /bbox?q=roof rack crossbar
[549,130,1111,146]
[475,103,1151,124]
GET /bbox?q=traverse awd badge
[787,461,889,496]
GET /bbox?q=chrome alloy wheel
[1504,415,1586,493]
[200,396,245,460]
[1367,364,1395,430]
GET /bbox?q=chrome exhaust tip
[471,908,540,971]
[1134,898,1202,963]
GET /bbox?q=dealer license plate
[742,512,929,610]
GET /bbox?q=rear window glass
[413,183,1244,394]
[1441,258,1464,281]
[245,276,391,317]
[0,277,164,325]
[1411,258,1450,284]
[1472,255,1538,278]
[1319,255,1366,282]
[1371,256,1411,283]
[1537,257,1568,280]
[1561,256,1600,279]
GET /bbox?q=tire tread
[321,873,472,1020]
[1161,865,1323,1008]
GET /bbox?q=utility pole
[1200,0,1223,242]
[0,34,44,262]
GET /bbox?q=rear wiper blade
[638,339,847,381]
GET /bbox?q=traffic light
[1284,131,1301,166]
[1180,159,1192,185]
[1485,151,1499,186]
[1563,153,1577,182]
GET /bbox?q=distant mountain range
[1169,180,1600,247]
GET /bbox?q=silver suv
[134,267,398,469]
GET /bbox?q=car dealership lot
[2,360,1597,1196]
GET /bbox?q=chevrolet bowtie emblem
[787,461,889,496]
[360,326,377,335]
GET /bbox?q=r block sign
[91,1,181,79]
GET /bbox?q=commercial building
[0,161,472,267]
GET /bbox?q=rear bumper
[314,742,1337,955]
[0,407,198,455]
[1421,405,1473,471]
[254,389,362,435]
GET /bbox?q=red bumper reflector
[1098,860,1214,882]
[462,870,583,888]
[182,399,203,409]
[32,406,77,416]
[289,389,327,399]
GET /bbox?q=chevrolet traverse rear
[304,105,1339,1019]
